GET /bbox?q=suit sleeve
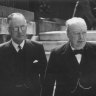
[41,50,57,96]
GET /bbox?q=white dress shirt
[71,46,82,64]
[12,39,25,52]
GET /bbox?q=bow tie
[73,49,83,55]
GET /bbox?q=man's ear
[8,27,11,35]
[67,30,70,39]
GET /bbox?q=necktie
[73,49,83,55]
[18,45,22,52]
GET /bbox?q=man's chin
[14,39,24,44]
[77,45,85,49]
[18,37,26,41]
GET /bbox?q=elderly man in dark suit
[0,12,47,96]
[41,17,96,96]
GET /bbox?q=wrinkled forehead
[68,22,87,33]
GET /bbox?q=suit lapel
[2,40,18,75]
[63,42,88,67]
[23,40,37,75]
[23,39,36,60]
[80,43,89,71]
[7,40,18,54]
[62,42,79,66]
[60,42,79,73]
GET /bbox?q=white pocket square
[33,60,38,63]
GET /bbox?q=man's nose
[18,27,22,33]
[79,33,84,39]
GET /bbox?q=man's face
[9,16,27,44]
[67,24,87,50]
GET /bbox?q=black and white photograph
[0,0,96,96]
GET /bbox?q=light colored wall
[0,5,34,21]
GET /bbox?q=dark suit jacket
[0,39,47,96]
[42,42,96,96]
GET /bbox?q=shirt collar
[70,43,75,51]
[70,43,84,51]
[12,39,25,52]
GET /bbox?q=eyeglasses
[9,25,26,31]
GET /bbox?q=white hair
[7,12,27,24]
[66,17,87,32]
